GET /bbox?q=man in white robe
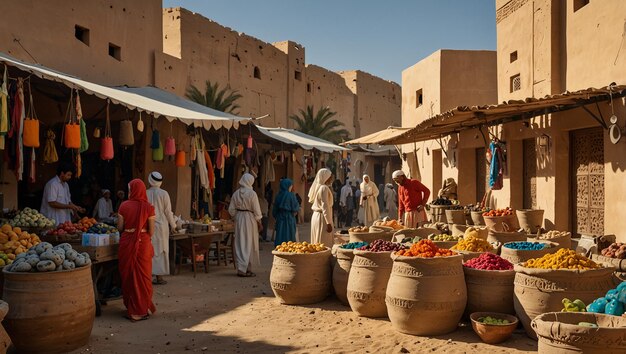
[309,168,334,246]
[93,189,114,221]
[146,171,177,284]
[384,183,398,218]
[359,174,380,226]
[229,173,263,277]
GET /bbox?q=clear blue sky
[162,0,496,84]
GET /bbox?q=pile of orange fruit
[482,208,513,217]
[396,239,457,258]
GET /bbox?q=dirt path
[67,224,537,353]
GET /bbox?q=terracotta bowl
[470,312,519,344]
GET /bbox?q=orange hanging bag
[63,90,81,149]
[100,101,114,160]
[23,82,40,148]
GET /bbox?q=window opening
[75,25,90,45]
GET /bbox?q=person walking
[360,175,380,226]
[384,183,398,219]
[117,179,156,322]
[340,179,354,227]
[228,173,263,277]
[309,168,334,246]
[146,172,177,285]
[272,178,300,246]
[392,170,430,228]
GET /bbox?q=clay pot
[483,214,518,232]
[0,301,11,354]
[349,230,387,243]
[471,211,485,226]
[432,240,459,249]
[332,247,355,306]
[428,205,450,223]
[516,209,544,233]
[445,210,466,225]
[513,264,615,339]
[270,248,332,305]
[346,250,393,318]
[2,265,95,354]
[464,267,515,316]
[591,254,626,272]
[528,232,572,250]
[455,249,497,262]
[386,254,466,335]
[532,312,626,354]
[470,312,519,344]
[500,241,559,264]
[450,224,469,237]
[487,229,527,244]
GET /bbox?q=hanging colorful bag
[150,118,160,149]
[119,119,134,146]
[76,91,89,153]
[23,82,40,148]
[152,140,164,161]
[100,101,114,160]
[175,148,186,167]
[63,91,81,149]
[43,129,58,164]
[165,136,176,156]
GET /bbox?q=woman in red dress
[117,179,157,321]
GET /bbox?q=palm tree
[186,80,243,114]
[289,106,350,144]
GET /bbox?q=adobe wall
[0,0,162,86]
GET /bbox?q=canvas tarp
[0,52,250,130]
[254,125,348,153]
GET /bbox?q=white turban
[149,171,163,187]
[392,170,405,178]
[101,189,111,196]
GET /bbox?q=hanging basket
[164,136,176,156]
[22,118,40,148]
[64,123,81,149]
[119,120,134,146]
[100,137,114,160]
[175,150,186,167]
[152,141,164,161]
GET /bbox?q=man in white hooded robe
[229,173,263,277]
[360,174,380,226]
[146,171,177,284]
[309,168,334,246]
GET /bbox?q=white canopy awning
[255,125,348,153]
[0,52,249,130]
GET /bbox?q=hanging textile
[0,65,8,150]
[12,78,25,181]
[43,129,58,164]
[205,150,215,190]
[77,92,89,153]
[219,143,228,178]
[194,135,209,189]
[264,153,275,186]
[489,140,504,190]
[28,148,35,183]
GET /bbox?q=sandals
[237,271,257,277]
[152,279,168,285]
[124,314,149,322]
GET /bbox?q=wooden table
[169,231,227,276]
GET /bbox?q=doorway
[570,127,604,236]
[475,147,487,203]
[523,138,537,209]
[432,149,442,197]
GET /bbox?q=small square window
[510,74,521,92]
[75,25,90,46]
[108,43,121,61]
[294,70,302,81]
[510,51,518,63]
[573,0,589,12]
[415,89,423,108]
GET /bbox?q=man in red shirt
[392,170,430,228]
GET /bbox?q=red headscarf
[122,179,153,239]
[128,179,149,203]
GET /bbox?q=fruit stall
[269,209,626,353]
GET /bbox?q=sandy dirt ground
[66,223,538,354]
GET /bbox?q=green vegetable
[477,316,510,325]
